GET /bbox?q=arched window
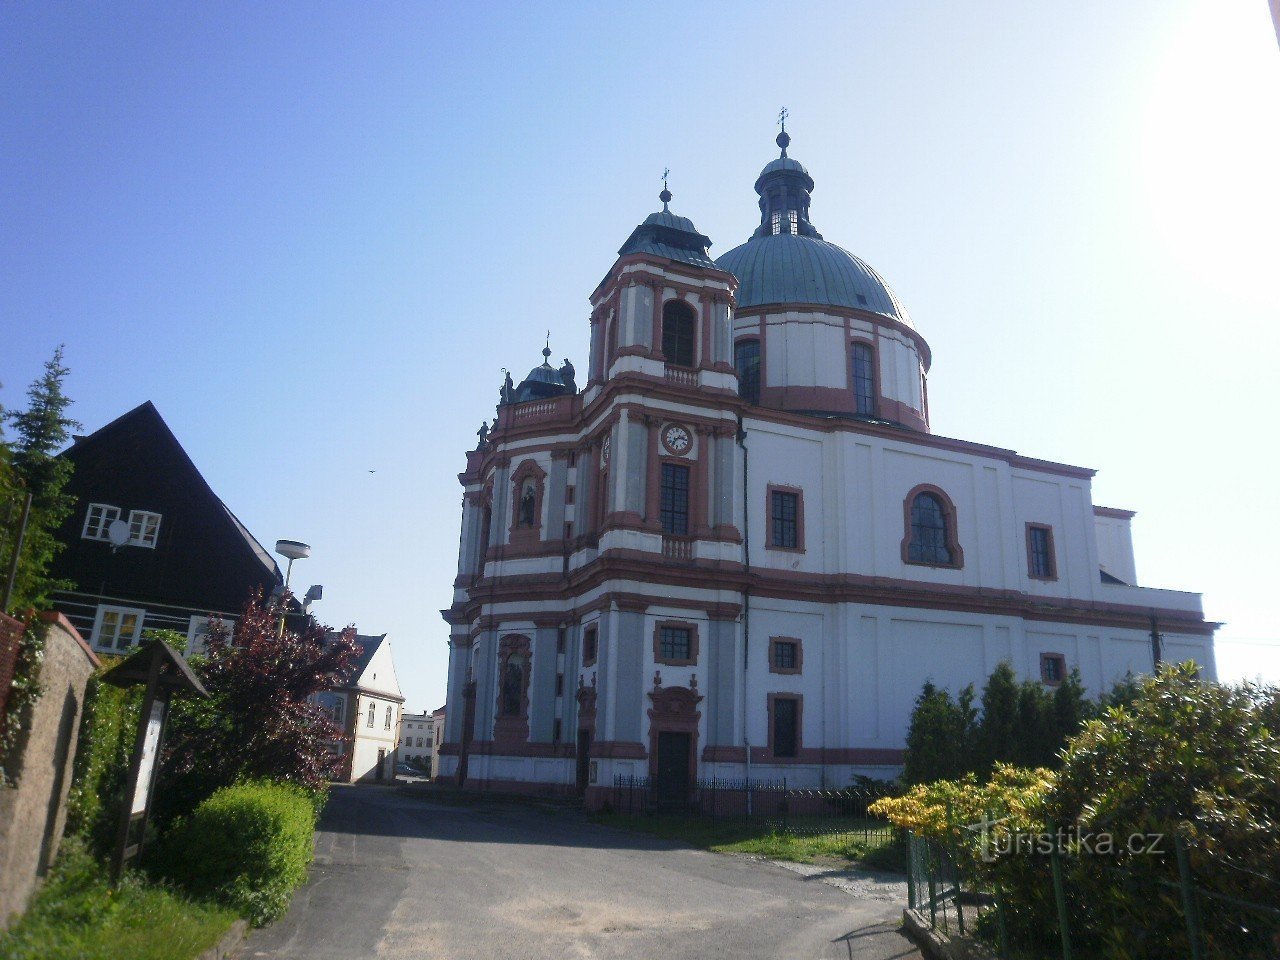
[852,342,876,416]
[366,702,375,728]
[906,490,957,566]
[384,705,393,730]
[662,300,696,367]
[735,339,761,403]
[501,653,526,715]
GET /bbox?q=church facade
[437,130,1216,806]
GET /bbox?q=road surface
[239,785,920,960]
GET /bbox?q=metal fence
[610,774,898,849]
[906,828,1280,960]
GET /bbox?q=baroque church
[438,127,1216,806]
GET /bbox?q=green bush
[156,781,318,926]
[64,661,142,857]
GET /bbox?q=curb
[199,918,248,960]
[901,909,996,960]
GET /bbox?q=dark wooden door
[376,748,386,781]
[576,730,591,795]
[655,731,691,807]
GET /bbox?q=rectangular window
[1041,653,1066,685]
[660,463,690,535]
[568,452,577,467]
[852,342,876,416]
[417,737,423,747]
[773,640,797,671]
[556,628,566,654]
[81,503,120,541]
[332,699,344,725]
[735,339,761,404]
[788,210,798,234]
[565,485,575,504]
[583,625,598,665]
[92,604,145,652]
[563,521,573,541]
[772,697,799,758]
[771,210,782,235]
[553,719,562,744]
[1028,524,1056,579]
[127,510,162,548]
[186,615,234,656]
[555,673,564,697]
[659,626,691,662]
[771,490,798,549]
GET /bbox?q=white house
[399,711,435,770]
[437,128,1217,808]
[317,633,405,783]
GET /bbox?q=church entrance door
[654,731,691,808]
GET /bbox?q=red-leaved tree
[155,590,360,824]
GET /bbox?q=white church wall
[1094,512,1138,584]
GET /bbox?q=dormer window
[128,510,162,548]
[82,503,120,541]
[661,300,696,368]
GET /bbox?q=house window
[416,737,423,747]
[331,698,344,725]
[127,510,162,548]
[1041,653,1066,685]
[660,463,690,535]
[583,625,598,665]
[1027,524,1056,580]
[82,503,120,541]
[770,638,800,673]
[852,342,876,416]
[91,604,145,651]
[906,490,957,566]
[366,702,375,727]
[771,696,800,758]
[384,705,393,730]
[770,489,799,549]
[661,300,696,368]
[659,626,691,662]
[186,615,233,655]
[735,339,761,404]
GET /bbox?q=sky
[2,1,1278,712]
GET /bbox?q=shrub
[63,660,141,857]
[156,781,318,926]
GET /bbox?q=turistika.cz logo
[963,817,1166,863]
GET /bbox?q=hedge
[156,781,318,926]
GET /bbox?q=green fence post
[906,831,917,909]
[1174,835,1205,960]
[1048,819,1073,960]
[928,847,938,929]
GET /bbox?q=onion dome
[714,128,914,328]
[514,344,572,403]
[617,182,717,270]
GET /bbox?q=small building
[430,705,446,778]
[48,401,283,655]
[316,632,405,782]
[398,711,434,771]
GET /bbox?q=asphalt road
[238,785,921,960]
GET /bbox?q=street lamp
[274,539,311,638]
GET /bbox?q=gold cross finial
[778,107,789,131]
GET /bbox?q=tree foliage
[154,593,359,825]
[0,345,80,612]
[904,660,1098,784]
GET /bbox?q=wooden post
[111,643,166,882]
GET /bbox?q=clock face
[663,424,692,455]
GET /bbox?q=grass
[0,838,238,960]
[595,813,906,872]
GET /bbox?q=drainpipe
[736,418,752,812]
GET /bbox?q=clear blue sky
[3,1,1277,712]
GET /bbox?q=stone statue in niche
[502,654,525,716]
[518,480,536,526]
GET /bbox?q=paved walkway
[239,785,921,960]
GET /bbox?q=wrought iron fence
[905,828,1280,960]
[610,774,899,850]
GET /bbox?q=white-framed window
[82,503,121,541]
[127,510,162,548]
[331,696,345,726]
[92,604,146,652]
[186,615,234,656]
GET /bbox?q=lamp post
[274,539,311,638]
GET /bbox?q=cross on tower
[778,107,789,131]
[662,167,669,190]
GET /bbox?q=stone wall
[0,612,22,725]
[0,613,99,929]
